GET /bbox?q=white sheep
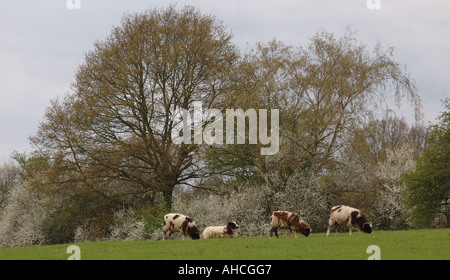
[326,205,372,236]
[202,222,239,239]
[162,213,200,240]
[269,211,311,239]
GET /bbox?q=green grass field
[0,229,449,260]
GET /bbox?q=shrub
[109,208,146,241]
[140,203,169,235]
[0,182,48,247]
[372,146,416,230]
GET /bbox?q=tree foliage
[403,99,450,227]
[31,5,238,209]
[203,29,422,197]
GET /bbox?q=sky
[0,0,449,162]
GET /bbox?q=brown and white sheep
[162,213,200,240]
[269,211,311,239]
[326,205,372,236]
[202,221,239,239]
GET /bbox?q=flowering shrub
[0,183,48,247]
[109,208,146,241]
[371,146,416,230]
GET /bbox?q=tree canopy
[31,5,238,208]
[403,99,450,227]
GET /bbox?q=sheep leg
[327,219,335,237]
[163,230,168,240]
[327,221,335,237]
[269,228,279,238]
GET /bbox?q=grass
[0,229,449,260]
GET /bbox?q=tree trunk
[162,186,174,211]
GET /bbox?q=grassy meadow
[0,229,448,260]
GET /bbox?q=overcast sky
[0,0,449,162]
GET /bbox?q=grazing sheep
[269,211,311,239]
[326,205,372,236]
[203,222,239,239]
[162,213,200,240]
